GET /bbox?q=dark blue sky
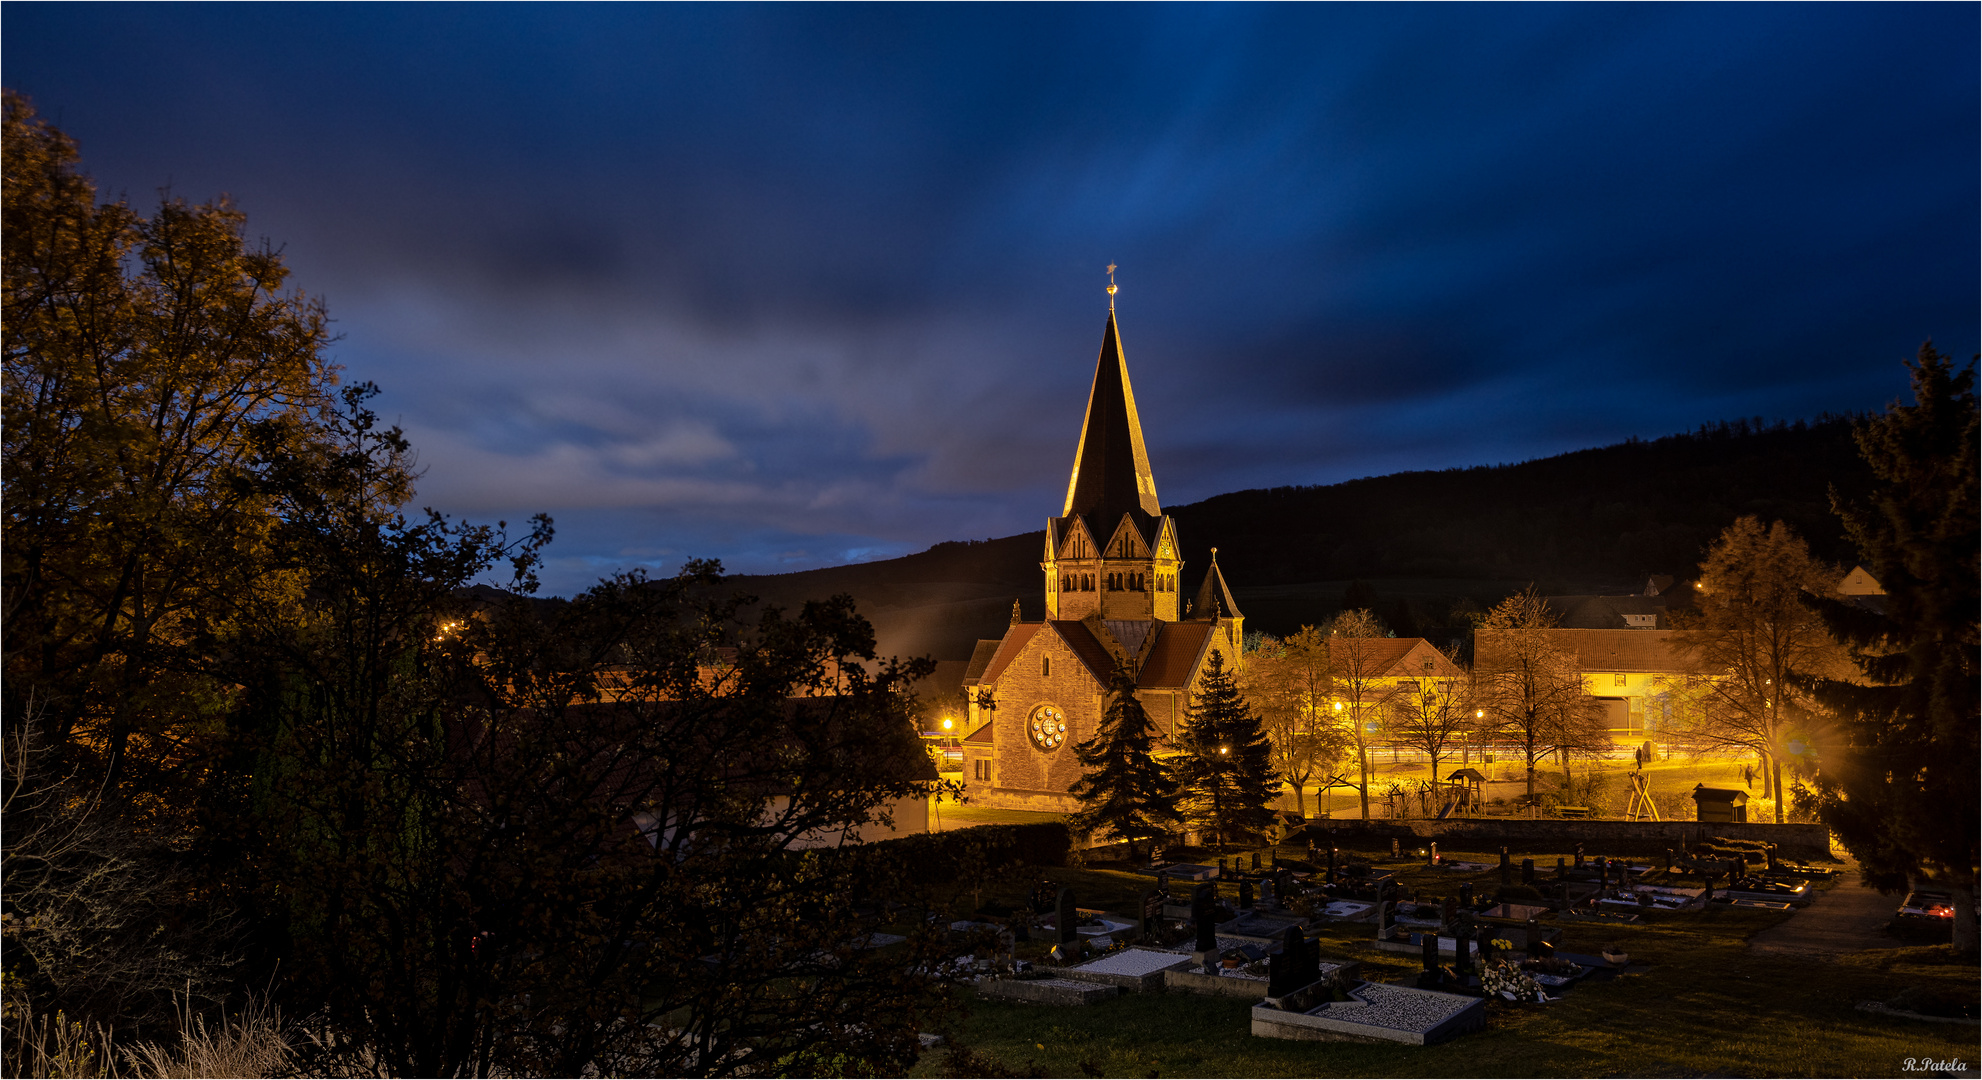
[8,4,1976,595]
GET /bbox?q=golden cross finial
[1106,263,1118,309]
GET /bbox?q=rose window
[1028,705,1067,751]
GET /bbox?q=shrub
[869,823,1071,883]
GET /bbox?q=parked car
[1894,889,1954,925]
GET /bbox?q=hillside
[725,416,1874,663]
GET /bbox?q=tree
[1067,667,1182,863]
[1805,343,1979,952]
[3,90,343,800]
[1668,517,1843,821]
[1473,588,1609,811]
[1239,627,1351,819]
[1326,608,1390,820]
[3,89,346,1047]
[234,405,962,1075]
[1171,652,1277,850]
[1384,650,1471,790]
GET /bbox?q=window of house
[1042,655,1051,678]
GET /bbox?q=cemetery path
[1746,862,1894,959]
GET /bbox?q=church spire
[1062,279,1160,524]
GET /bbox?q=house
[1473,628,1708,740]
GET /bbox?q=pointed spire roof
[1193,548,1242,620]
[1062,308,1161,529]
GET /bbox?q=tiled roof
[1474,628,1706,674]
[1544,594,1668,629]
[962,721,995,744]
[962,638,1003,685]
[1192,556,1243,619]
[1049,620,1120,683]
[1138,622,1215,688]
[975,624,1041,685]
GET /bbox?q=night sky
[8,4,1976,596]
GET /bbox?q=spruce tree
[1068,666,1181,863]
[1173,651,1279,851]
[1805,343,1979,952]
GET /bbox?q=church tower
[1042,298,1184,621]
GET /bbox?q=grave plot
[1316,899,1374,921]
[1252,982,1486,1046]
[1216,910,1310,942]
[972,976,1121,1006]
[1717,877,1814,905]
[1063,947,1192,992]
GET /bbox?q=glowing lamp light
[1220,746,1229,755]
[942,717,954,730]
[1333,702,1343,713]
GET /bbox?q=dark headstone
[1260,879,1275,909]
[1421,929,1440,972]
[1156,871,1169,898]
[1327,846,1338,884]
[1524,919,1540,955]
[1477,925,1495,963]
[1458,882,1474,908]
[1766,845,1779,872]
[1057,888,1078,945]
[1574,843,1585,868]
[1192,881,1214,920]
[1195,908,1217,953]
[1522,858,1535,885]
[1218,857,1229,878]
[1375,900,1393,940]
[1268,925,1314,997]
[1252,852,1261,871]
[1307,838,1317,861]
[1392,837,1402,859]
[1452,913,1475,976]
[1440,895,1457,927]
[1500,846,1512,885]
[1597,860,1609,890]
[1556,857,1567,879]
[1142,891,1163,938]
[1240,880,1254,910]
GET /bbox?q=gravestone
[1240,880,1254,910]
[1219,857,1229,878]
[1252,852,1261,872]
[1766,844,1779,872]
[1440,895,1457,927]
[1057,888,1078,945]
[1032,881,1059,915]
[1268,925,1319,997]
[1326,846,1338,884]
[1597,860,1608,890]
[1141,891,1163,939]
[1194,906,1217,953]
[1522,858,1535,885]
[1523,919,1540,956]
[1260,878,1275,909]
[1574,843,1585,868]
[1457,882,1474,909]
[1421,928,1440,973]
[1156,871,1170,898]
[1428,842,1440,866]
[1665,848,1676,873]
[1375,900,1394,942]
[1556,857,1567,879]
[1192,882,1215,921]
[1477,926,1495,966]
[1500,846,1511,885]
[1307,838,1318,861]
[1453,913,1475,976]
[1392,837,1402,859]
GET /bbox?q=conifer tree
[1805,343,1979,953]
[1067,667,1181,863]
[1173,651,1278,851]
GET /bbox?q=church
[957,295,1245,813]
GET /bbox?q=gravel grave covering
[1073,948,1190,978]
[1312,983,1479,1033]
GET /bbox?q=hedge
[863,822,1071,883]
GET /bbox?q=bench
[1554,806,1595,819]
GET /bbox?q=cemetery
[913,830,1979,1077]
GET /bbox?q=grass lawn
[913,842,1980,1078]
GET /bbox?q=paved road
[1748,859,1897,958]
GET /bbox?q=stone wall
[1302,817,1832,861]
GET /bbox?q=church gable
[1055,517,1099,562]
[1103,514,1151,558]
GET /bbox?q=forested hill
[723,416,1871,659]
[1168,416,1872,591]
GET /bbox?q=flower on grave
[1490,938,1513,952]
[1479,958,1542,1000]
